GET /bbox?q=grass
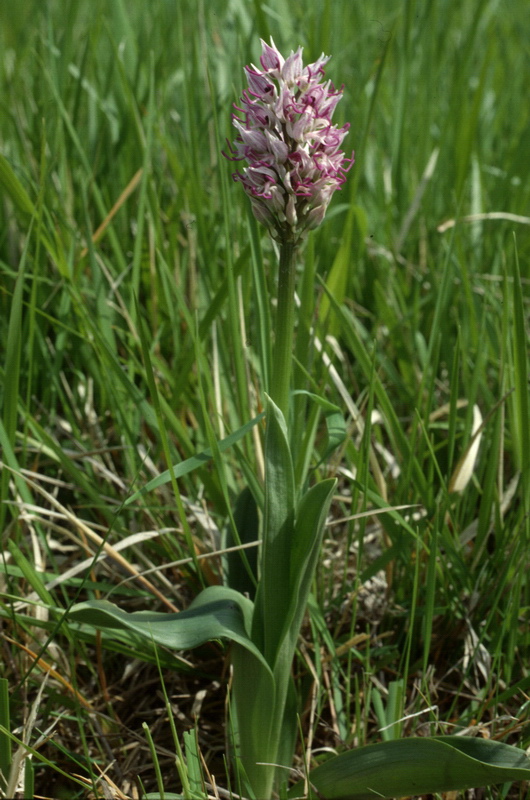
[1,0,529,797]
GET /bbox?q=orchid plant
[70,39,530,799]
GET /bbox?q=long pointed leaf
[69,586,270,673]
[224,486,259,598]
[288,736,530,800]
[260,479,337,797]
[252,396,295,663]
[277,478,337,670]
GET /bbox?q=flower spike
[224,38,354,242]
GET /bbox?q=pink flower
[224,38,354,242]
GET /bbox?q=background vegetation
[1,0,529,797]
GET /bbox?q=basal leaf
[69,585,270,672]
[230,643,277,800]
[288,736,530,800]
[255,479,337,798]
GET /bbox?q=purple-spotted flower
[224,38,354,242]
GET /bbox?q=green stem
[270,238,298,420]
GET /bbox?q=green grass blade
[183,728,205,797]
[0,152,35,215]
[323,287,427,497]
[0,678,11,789]
[142,721,166,800]
[124,412,265,505]
[510,238,530,479]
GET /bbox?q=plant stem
[270,238,298,421]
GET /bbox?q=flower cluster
[224,38,353,242]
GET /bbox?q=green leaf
[255,479,337,799]
[292,391,347,463]
[322,410,347,461]
[224,486,259,599]
[281,478,337,664]
[230,643,277,800]
[124,412,265,505]
[69,585,270,673]
[230,652,297,800]
[288,736,530,800]
[252,396,295,663]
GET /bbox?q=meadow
[1,0,529,798]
